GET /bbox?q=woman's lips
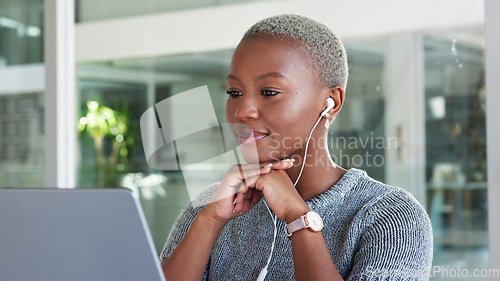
[235,129,269,146]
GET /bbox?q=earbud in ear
[321,97,335,117]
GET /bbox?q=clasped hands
[203,159,310,226]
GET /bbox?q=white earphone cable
[294,114,323,186]
[257,114,323,281]
[256,200,276,281]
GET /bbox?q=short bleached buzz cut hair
[242,14,348,90]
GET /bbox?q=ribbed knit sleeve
[159,183,219,280]
[346,190,433,281]
[159,203,201,259]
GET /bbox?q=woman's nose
[234,96,259,121]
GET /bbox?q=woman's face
[226,36,328,163]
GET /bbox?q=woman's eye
[226,89,242,98]
[261,89,279,97]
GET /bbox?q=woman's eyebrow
[227,74,239,81]
[255,72,288,81]
[227,72,289,82]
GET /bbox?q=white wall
[75,0,484,62]
[78,0,268,22]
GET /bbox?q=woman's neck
[286,146,346,201]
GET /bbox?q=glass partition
[424,31,487,275]
[0,0,44,187]
[76,55,232,251]
[330,40,386,182]
[0,0,43,66]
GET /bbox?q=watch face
[306,212,324,232]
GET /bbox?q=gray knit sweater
[161,169,433,280]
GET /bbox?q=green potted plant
[78,100,130,186]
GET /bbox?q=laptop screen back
[0,189,166,281]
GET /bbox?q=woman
[160,14,433,281]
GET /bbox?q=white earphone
[256,97,335,281]
[321,97,335,117]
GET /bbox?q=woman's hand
[249,168,310,223]
[202,159,294,225]
[232,159,310,223]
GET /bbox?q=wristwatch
[284,211,324,237]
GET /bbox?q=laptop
[0,188,166,281]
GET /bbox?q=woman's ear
[324,86,345,118]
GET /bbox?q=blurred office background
[0,0,497,280]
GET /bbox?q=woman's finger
[227,159,293,189]
[251,190,263,206]
[233,160,294,206]
[268,159,295,170]
[236,158,294,177]
[235,163,273,182]
[214,159,294,212]
[244,187,255,200]
[233,185,249,208]
[221,164,271,197]
[234,159,293,191]
[235,165,272,193]
[234,184,256,212]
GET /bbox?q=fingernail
[239,212,243,215]
[264,163,273,168]
[290,159,296,162]
[233,198,237,205]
